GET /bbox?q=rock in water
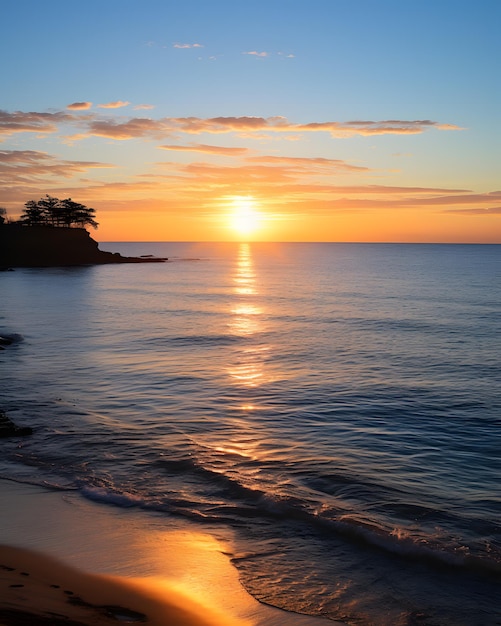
[0,410,33,437]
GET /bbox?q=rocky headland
[0,225,166,268]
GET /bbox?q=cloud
[73,117,176,141]
[243,51,269,57]
[284,191,501,213]
[175,116,273,134]
[66,116,272,141]
[167,116,463,138]
[159,143,250,155]
[173,43,204,49]
[0,110,73,138]
[246,155,370,172]
[331,185,471,194]
[173,161,298,184]
[396,190,501,207]
[0,149,113,189]
[294,119,465,137]
[146,158,500,217]
[67,102,93,110]
[0,108,464,142]
[443,207,501,215]
[133,104,155,110]
[4,143,495,223]
[97,101,130,109]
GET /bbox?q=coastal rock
[0,410,33,438]
[0,336,14,347]
[0,334,23,349]
[0,334,31,435]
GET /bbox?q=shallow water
[1,242,500,625]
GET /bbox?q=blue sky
[1,0,500,241]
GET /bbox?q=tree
[21,200,47,226]
[0,207,7,225]
[39,195,63,227]
[19,196,98,229]
[60,198,98,229]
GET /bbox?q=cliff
[0,225,166,267]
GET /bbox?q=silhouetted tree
[60,198,98,229]
[0,207,6,225]
[39,195,63,226]
[21,200,47,225]
[19,196,98,229]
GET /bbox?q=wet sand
[0,480,337,626]
[0,544,244,626]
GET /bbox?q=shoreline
[0,479,337,626]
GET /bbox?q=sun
[229,196,262,237]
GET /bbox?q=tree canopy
[19,196,98,229]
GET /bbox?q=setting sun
[228,196,262,238]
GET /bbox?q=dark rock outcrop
[0,335,31,436]
[0,334,23,350]
[0,224,166,268]
[0,336,13,350]
[0,410,32,437]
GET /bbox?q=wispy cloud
[67,102,93,110]
[0,110,74,138]
[133,104,155,110]
[243,51,294,59]
[159,143,250,155]
[2,142,497,223]
[70,118,174,141]
[246,155,369,172]
[97,101,130,109]
[443,206,501,215]
[293,119,465,137]
[0,109,464,142]
[243,51,269,58]
[170,116,464,138]
[173,43,204,49]
[0,149,113,189]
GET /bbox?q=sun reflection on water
[227,244,269,391]
[232,247,257,296]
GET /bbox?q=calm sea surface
[1,242,500,625]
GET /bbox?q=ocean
[1,242,500,625]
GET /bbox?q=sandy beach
[0,479,335,626]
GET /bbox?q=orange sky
[1,2,499,242]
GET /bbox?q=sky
[1,0,500,242]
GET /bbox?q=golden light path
[227,243,271,394]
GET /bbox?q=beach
[1,243,500,624]
[0,479,334,626]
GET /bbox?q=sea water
[1,242,500,625]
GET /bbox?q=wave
[67,456,501,582]
[79,485,144,508]
[5,465,500,583]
